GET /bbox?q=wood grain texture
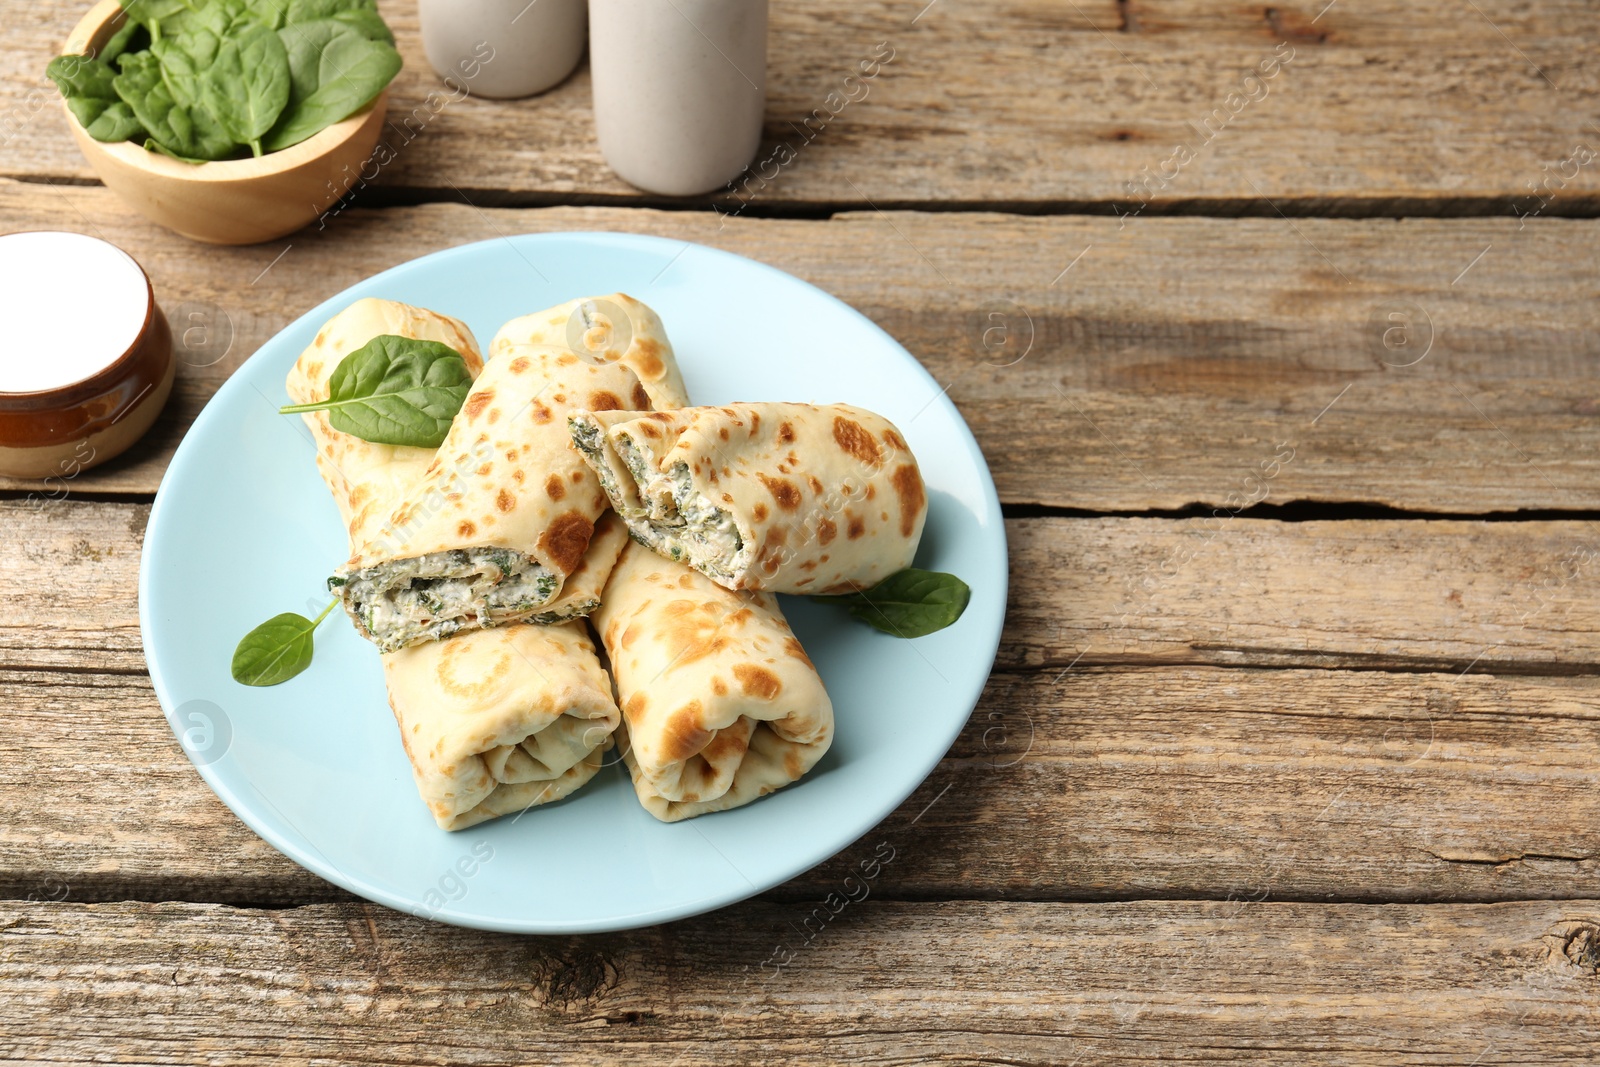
[1002,517,1600,673]
[3,898,1598,1064]
[5,506,1594,904]
[8,504,1595,676]
[8,664,1597,906]
[5,498,1599,904]
[5,0,1597,1048]
[1,181,1596,511]
[5,1,1598,210]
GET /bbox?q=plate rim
[139,230,1009,933]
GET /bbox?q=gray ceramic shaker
[588,0,768,195]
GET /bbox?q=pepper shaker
[588,0,767,196]
[420,0,587,99]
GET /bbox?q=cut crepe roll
[491,292,689,410]
[592,543,834,822]
[286,299,623,829]
[534,509,630,622]
[337,343,651,653]
[570,402,927,594]
[289,304,631,630]
[383,622,620,831]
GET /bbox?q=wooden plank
[2,898,1598,1064]
[812,668,1600,901]
[6,650,1599,904]
[1,182,1596,511]
[8,504,1595,675]
[5,1,1598,210]
[1002,517,1600,673]
[7,505,1595,904]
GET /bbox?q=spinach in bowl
[46,0,401,162]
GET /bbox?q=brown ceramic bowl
[61,0,389,245]
[0,231,174,479]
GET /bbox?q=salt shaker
[588,0,768,196]
[420,0,587,99]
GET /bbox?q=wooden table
[4,1,1599,1061]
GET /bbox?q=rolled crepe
[592,542,834,822]
[384,622,619,831]
[286,298,623,829]
[491,292,690,410]
[336,342,652,653]
[570,402,927,594]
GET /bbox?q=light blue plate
[139,232,1007,933]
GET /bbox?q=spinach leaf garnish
[811,568,971,638]
[232,597,337,686]
[278,334,474,448]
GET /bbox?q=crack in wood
[12,174,1600,221]
[1001,502,1600,523]
[17,489,1600,525]
[1018,652,1600,678]
[1424,850,1594,868]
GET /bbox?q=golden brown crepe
[335,342,651,652]
[491,292,690,410]
[286,298,623,830]
[592,542,834,822]
[570,402,927,595]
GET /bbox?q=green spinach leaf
[328,7,392,43]
[285,0,377,23]
[56,0,396,159]
[191,0,248,34]
[79,99,145,141]
[262,26,397,152]
[47,55,147,142]
[120,0,191,27]
[283,0,391,41]
[150,30,219,108]
[142,136,211,162]
[47,52,117,97]
[198,21,290,155]
[122,0,207,40]
[277,18,350,101]
[113,49,240,160]
[278,335,473,448]
[811,568,971,638]
[241,0,291,29]
[232,599,338,686]
[99,16,145,62]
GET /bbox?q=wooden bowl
[0,231,174,479]
[61,0,390,246]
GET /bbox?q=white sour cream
[0,231,151,393]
